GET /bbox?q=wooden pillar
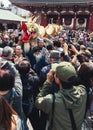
[58,14,61,25]
[41,13,47,27]
[91,13,93,31]
[88,13,93,31]
[88,13,92,31]
[73,13,76,30]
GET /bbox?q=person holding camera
[35,62,87,130]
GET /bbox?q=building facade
[10,0,93,31]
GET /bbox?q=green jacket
[35,81,87,130]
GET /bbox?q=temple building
[10,0,93,31]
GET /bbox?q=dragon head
[27,22,39,40]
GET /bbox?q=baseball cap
[2,46,14,57]
[52,62,77,82]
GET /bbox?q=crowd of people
[0,28,93,130]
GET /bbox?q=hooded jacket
[35,81,87,130]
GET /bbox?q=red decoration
[21,22,27,32]
[22,35,29,43]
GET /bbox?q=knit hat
[52,62,77,82]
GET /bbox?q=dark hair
[0,95,17,130]
[0,70,14,91]
[78,62,93,109]
[53,40,61,47]
[17,59,31,75]
[61,52,65,57]
[78,40,84,45]
[32,46,40,53]
[78,62,93,86]
[46,45,53,50]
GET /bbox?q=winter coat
[35,81,87,130]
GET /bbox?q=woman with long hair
[0,94,22,130]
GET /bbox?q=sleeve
[35,81,54,113]
[13,65,22,96]
[37,81,54,96]
[13,95,23,119]
[16,117,22,130]
[35,94,53,114]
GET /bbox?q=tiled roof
[10,0,93,4]
[10,0,93,9]
[0,8,27,22]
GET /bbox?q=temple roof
[10,0,93,3]
[10,0,93,5]
[10,0,93,11]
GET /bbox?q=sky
[0,0,11,7]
